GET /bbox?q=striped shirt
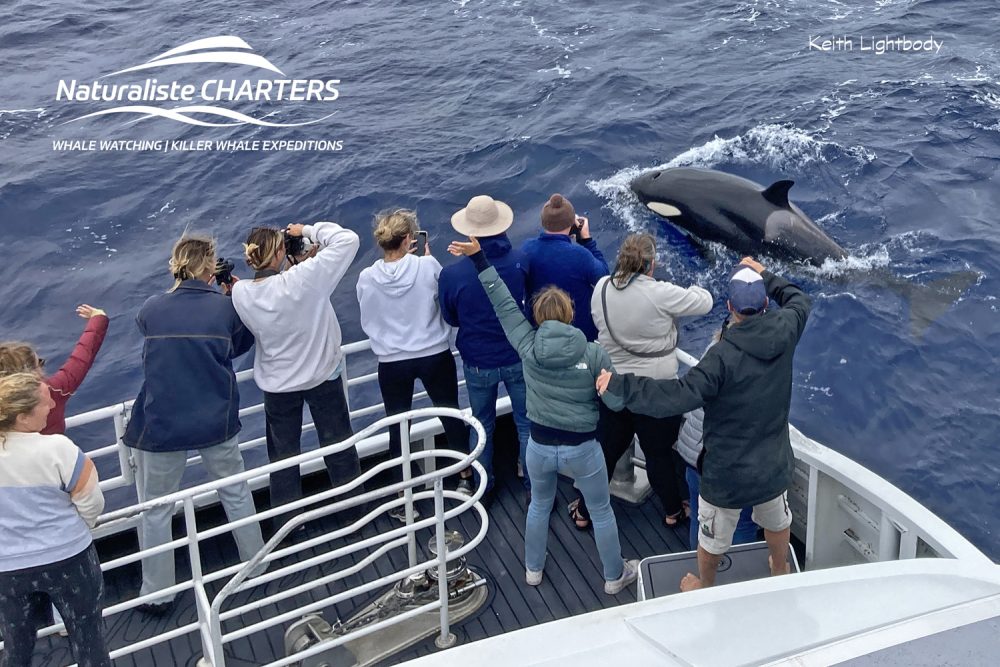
[0,431,104,572]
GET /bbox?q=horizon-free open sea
[1,0,997,559]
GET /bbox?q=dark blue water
[1,0,997,559]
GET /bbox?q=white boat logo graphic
[59,36,339,127]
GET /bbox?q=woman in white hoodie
[356,209,469,517]
[232,221,361,529]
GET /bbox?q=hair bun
[548,194,565,208]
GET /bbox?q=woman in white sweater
[232,221,361,528]
[0,373,109,666]
[356,209,470,517]
[571,233,713,529]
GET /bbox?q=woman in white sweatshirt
[356,209,470,518]
[0,373,109,666]
[570,233,713,530]
[231,221,361,529]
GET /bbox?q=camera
[214,257,235,287]
[284,230,307,258]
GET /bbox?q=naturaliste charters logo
[56,35,340,129]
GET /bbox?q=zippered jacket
[124,280,254,452]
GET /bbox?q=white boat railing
[7,407,488,666]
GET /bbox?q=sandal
[665,509,685,527]
[567,498,591,531]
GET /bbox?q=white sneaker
[526,569,543,586]
[604,559,639,595]
[388,505,421,523]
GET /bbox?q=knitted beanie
[540,193,576,232]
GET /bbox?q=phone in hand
[413,230,429,255]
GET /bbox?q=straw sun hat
[450,195,514,237]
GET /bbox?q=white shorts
[697,491,792,555]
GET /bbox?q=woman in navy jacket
[123,234,264,614]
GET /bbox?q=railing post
[433,478,456,649]
[114,403,135,485]
[400,418,418,569]
[184,498,224,667]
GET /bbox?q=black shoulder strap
[600,279,676,359]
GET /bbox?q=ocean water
[1,0,997,560]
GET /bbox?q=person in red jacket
[0,304,109,434]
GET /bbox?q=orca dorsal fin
[762,180,795,208]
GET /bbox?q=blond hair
[532,286,574,325]
[0,373,43,442]
[168,234,216,292]
[244,227,284,271]
[0,343,42,376]
[612,233,656,287]
[373,209,418,252]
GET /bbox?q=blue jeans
[685,466,758,549]
[525,437,624,581]
[464,362,530,491]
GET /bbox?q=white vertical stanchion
[433,478,456,649]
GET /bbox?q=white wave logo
[57,35,340,127]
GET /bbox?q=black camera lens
[214,257,236,286]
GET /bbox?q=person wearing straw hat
[439,195,531,505]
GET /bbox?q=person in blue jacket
[123,234,265,614]
[439,195,531,502]
[521,193,609,341]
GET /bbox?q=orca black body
[630,167,846,266]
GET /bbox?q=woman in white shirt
[356,209,470,519]
[231,221,361,529]
[0,373,109,666]
[570,233,713,529]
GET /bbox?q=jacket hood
[479,233,513,258]
[532,320,587,368]
[368,254,421,297]
[722,311,789,361]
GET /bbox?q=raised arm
[284,222,361,295]
[763,270,811,343]
[47,307,109,397]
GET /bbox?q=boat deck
[28,432,692,666]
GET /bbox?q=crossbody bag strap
[600,278,676,359]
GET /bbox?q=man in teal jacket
[597,257,811,591]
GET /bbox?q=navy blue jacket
[123,280,255,452]
[521,233,609,341]
[439,234,526,369]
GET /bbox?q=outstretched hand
[77,304,106,319]
[739,256,765,273]
[595,369,613,396]
[447,236,481,257]
[286,223,306,238]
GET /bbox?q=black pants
[264,376,360,524]
[578,403,687,518]
[377,350,469,484]
[0,544,110,667]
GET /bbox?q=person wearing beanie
[521,193,609,341]
[597,257,811,593]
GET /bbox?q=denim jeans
[135,436,265,601]
[685,466,758,549]
[263,376,359,520]
[525,437,624,581]
[463,361,530,491]
[0,545,110,667]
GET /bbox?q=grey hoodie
[477,264,623,434]
[357,254,452,363]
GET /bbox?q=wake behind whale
[628,166,978,337]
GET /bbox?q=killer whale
[630,166,846,266]
[629,166,977,337]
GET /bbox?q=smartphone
[413,230,428,255]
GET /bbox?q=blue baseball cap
[728,265,767,315]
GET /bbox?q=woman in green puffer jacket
[448,234,638,595]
